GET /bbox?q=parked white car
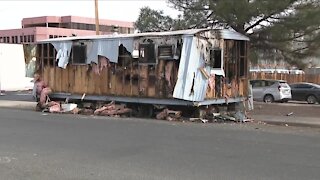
[250,79,292,103]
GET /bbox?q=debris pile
[38,100,133,117]
[210,111,253,123]
[38,101,79,114]
[36,98,253,124]
[93,101,132,117]
[156,109,182,121]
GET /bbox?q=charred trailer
[36,29,250,118]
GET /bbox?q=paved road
[0,108,319,180]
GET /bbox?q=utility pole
[95,0,100,35]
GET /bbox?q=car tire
[263,94,274,103]
[306,95,317,104]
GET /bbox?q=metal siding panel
[39,29,249,43]
[173,36,209,102]
[219,29,250,41]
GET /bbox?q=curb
[0,100,36,111]
[259,120,320,129]
[252,116,320,129]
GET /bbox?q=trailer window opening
[139,43,156,64]
[158,45,174,59]
[239,41,246,77]
[210,49,222,68]
[72,43,87,64]
[118,44,132,67]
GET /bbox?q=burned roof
[39,28,250,43]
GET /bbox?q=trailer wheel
[136,105,154,118]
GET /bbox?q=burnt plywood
[115,67,124,96]
[139,65,149,97]
[54,67,62,92]
[61,68,69,93]
[156,59,166,98]
[87,68,95,95]
[100,68,109,95]
[68,66,75,93]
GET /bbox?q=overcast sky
[0,0,180,30]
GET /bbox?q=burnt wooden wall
[37,44,179,98]
[206,40,249,99]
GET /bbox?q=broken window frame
[238,41,247,77]
[158,45,175,60]
[209,48,224,70]
[71,41,87,65]
[138,43,157,65]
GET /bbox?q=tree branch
[245,13,276,32]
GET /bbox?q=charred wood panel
[156,59,166,98]
[61,68,69,93]
[55,67,62,93]
[139,65,149,97]
[68,66,75,93]
[87,66,96,95]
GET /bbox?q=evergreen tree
[135,7,174,32]
[135,0,320,68]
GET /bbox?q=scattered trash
[189,118,209,123]
[81,93,86,101]
[156,109,182,121]
[79,108,94,115]
[286,112,294,116]
[94,101,132,116]
[34,99,254,125]
[61,103,77,112]
[285,124,289,127]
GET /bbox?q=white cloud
[0,0,181,29]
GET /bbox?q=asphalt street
[0,108,319,180]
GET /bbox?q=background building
[0,16,134,44]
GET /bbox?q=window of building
[0,37,3,43]
[20,36,23,43]
[139,43,156,64]
[12,36,15,43]
[210,48,223,69]
[15,36,18,43]
[158,45,174,59]
[24,36,27,42]
[49,35,54,39]
[71,42,87,64]
[239,58,246,77]
[27,35,31,42]
[239,41,247,77]
[77,23,81,30]
[31,35,34,42]
[6,37,10,43]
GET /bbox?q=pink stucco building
[0,16,134,44]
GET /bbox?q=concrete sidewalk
[0,100,36,111]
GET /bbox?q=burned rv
[36,29,250,117]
